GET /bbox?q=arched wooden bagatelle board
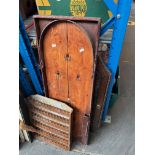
[39,20,94,115]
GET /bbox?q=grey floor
[20,4,135,155]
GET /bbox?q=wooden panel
[72,110,90,144]
[36,17,101,144]
[25,95,73,151]
[43,22,68,102]
[91,54,111,131]
[67,22,94,115]
[34,15,101,62]
[42,21,93,115]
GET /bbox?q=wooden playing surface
[42,21,94,115]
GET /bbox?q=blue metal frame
[19,15,43,96]
[100,17,115,35]
[19,15,42,85]
[101,0,132,121]
[19,29,43,95]
[103,0,117,16]
[19,64,34,96]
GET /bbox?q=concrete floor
[20,4,135,155]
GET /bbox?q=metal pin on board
[79,48,84,53]
[51,43,57,48]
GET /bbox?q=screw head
[117,14,121,19]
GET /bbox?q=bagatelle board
[34,15,101,144]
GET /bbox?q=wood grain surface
[43,22,68,102]
[42,21,93,115]
[91,54,111,131]
[40,21,94,144]
[67,22,93,115]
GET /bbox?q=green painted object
[36,0,110,24]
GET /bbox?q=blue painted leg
[19,31,43,95]
[19,15,42,85]
[102,0,132,121]
[19,63,34,96]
